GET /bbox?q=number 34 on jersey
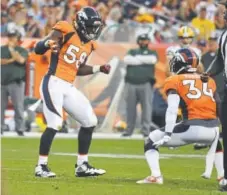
[183,80,215,101]
[164,74,217,120]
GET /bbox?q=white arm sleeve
[123,55,142,65]
[165,93,180,134]
[136,55,158,64]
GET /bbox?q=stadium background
[1,0,225,133]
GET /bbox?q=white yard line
[2,150,205,161]
[52,152,205,159]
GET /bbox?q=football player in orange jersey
[137,48,223,185]
[34,7,111,178]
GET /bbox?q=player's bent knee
[47,119,63,131]
[81,114,98,128]
[149,129,164,143]
[144,137,157,152]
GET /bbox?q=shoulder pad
[52,21,74,34]
[164,75,180,95]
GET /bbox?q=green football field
[1,137,224,195]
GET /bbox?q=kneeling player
[137,48,223,184]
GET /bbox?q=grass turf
[1,138,223,195]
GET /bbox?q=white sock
[215,152,224,179]
[204,152,214,177]
[38,155,48,165]
[204,133,219,177]
[145,149,161,177]
[77,154,88,166]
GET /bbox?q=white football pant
[40,75,97,130]
[149,123,219,147]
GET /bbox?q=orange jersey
[48,21,97,83]
[164,74,217,120]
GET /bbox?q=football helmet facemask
[169,48,199,74]
[75,7,103,41]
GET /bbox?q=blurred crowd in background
[1,0,226,44]
[1,0,226,135]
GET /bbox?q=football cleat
[219,178,227,191]
[201,173,224,181]
[219,178,227,186]
[136,176,163,184]
[121,132,132,137]
[75,162,106,177]
[35,164,56,178]
[201,173,210,179]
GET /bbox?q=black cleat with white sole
[35,164,56,178]
[75,162,106,177]
[220,184,227,192]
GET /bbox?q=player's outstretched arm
[34,30,63,55]
[77,64,111,76]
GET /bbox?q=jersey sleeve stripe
[48,53,59,75]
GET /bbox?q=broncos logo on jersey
[170,48,200,74]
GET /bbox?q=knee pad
[48,118,63,130]
[144,137,158,153]
[81,113,98,128]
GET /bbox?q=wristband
[44,40,50,48]
[92,65,100,73]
